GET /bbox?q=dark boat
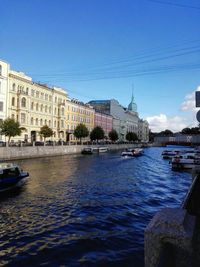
[81,147,93,155]
[0,163,29,192]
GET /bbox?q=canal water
[0,147,191,267]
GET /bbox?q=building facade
[94,111,113,137]
[0,59,68,142]
[65,99,94,142]
[89,98,139,141]
[138,119,149,142]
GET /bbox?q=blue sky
[1,0,200,131]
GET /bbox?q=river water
[0,147,191,267]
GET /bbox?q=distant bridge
[154,135,200,146]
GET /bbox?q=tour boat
[0,163,29,192]
[121,148,144,157]
[81,147,93,155]
[171,153,200,170]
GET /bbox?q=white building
[0,59,69,142]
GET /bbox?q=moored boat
[98,146,108,153]
[81,147,93,155]
[0,163,29,192]
[171,153,200,170]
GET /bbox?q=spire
[128,84,137,112]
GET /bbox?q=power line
[146,0,200,11]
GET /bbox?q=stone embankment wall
[0,144,142,161]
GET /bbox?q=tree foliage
[126,132,138,142]
[157,129,173,136]
[0,118,24,143]
[108,129,118,142]
[40,125,53,140]
[90,126,105,141]
[181,127,199,135]
[74,123,89,141]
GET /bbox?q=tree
[40,125,53,141]
[90,126,105,142]
[74,123,89,142]
[0,118,25,144]
[158,129,173,136]
[126,132,138,142]
[108,129,118,142]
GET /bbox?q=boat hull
[0,172,29,192]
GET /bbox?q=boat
[162,150,182,159]
[171,153,200,170]
[0,163,29,192]
[98,146,108,153]
[81,147,93,155]
[121,148,144,157]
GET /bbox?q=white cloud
[180,86,200,112]
[146,114,188,132]
[146,86,200,132]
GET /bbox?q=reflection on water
[0,148,191,266]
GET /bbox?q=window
[36,91,39,98]
[0,101,3,112]
[31,89,35,97]
[61,120,64,128]
[11,114,15,120]
[12,97,15,106]
[21,97,26,108]
[49,120,51,127]
[49,95,52,101]
[36,118,38,125]
[21,113,26,124]
[31,117,34,125]
[40,104,43,112]
[0,65,2,76]
[26,87,29,95]
[54,108,57,115]
[36,103,39,111]
[54,120,56,127]
[45,94,48,101]
[40,119,43,126]
[41,92,44,99]
[45,105,47,113]
[44,119,47,125]
[31,102,34,110]
[55,97,57,103]
[12,83,16,91]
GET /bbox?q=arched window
[45,119,47,125]
[40,104,43,112]
[36,118,38,125]
[31,102,34,110]
[21,97,26,108]
[49,120,51,127]
[54,108,57,115]
[12,97,15,106]
[40,119,43,126]
[54,120,56,127]
[36,103,39,111]
[31,117,34,125]
[26,87,29,95]
[12,83,16,91]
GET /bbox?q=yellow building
[0,59,69,142]
[65,99,94,142]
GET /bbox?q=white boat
[98,146,108,153]
[171,153,200,170]
[121,148,143,157]
[162,149,199,159]
[0,163,29,192]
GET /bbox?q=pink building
[94,112,113,137]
